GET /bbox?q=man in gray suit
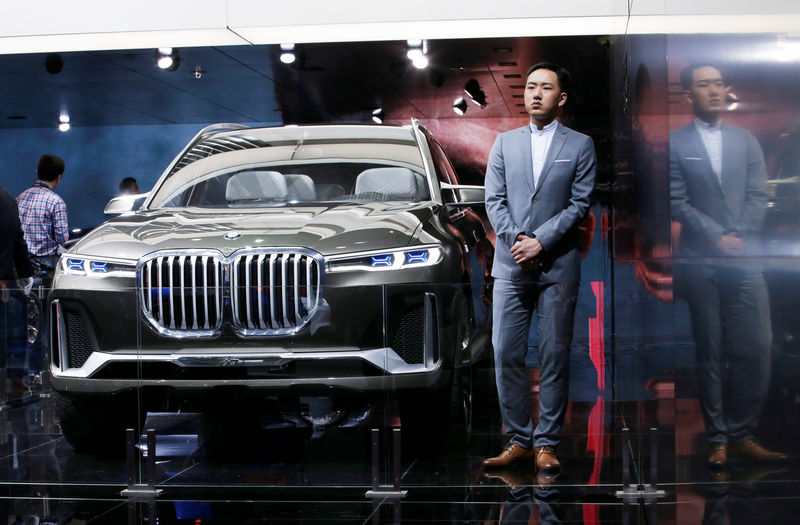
[483,62,596,471]
[671,63,786,467]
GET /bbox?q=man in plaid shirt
[17,154,68,277]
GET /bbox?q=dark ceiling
[0,36,612,130]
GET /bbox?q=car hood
[69,203,435,260]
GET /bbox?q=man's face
[687,66,728,118]
[524,68,567,126]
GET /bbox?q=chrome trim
[50,299,68,372]
[229,247,324,337]
[137,247,324,338]
[50,346,441,379]
[424,292,438,368]
[138,249,225,339]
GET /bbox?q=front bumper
[50,285,459,395]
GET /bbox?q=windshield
[148,127,430,209]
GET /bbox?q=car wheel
[54,391,141,455]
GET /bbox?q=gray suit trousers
[492,278,578,449]
[675,264,772,444]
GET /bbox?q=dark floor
[1,366,798,525]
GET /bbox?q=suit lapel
[684,125,723,193]
[533,125,567,197]
[519,126,534,193]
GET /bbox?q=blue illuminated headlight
[327,246,442,272]
[59,256,136,277]
[404,250,429,264]
[370,254,394,267]
[89,261,109,273]
[65,258,86,275]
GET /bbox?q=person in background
[1,184,34,399]
[16,154,67,388]
[118,177,140,195]
[17,154,68,283]
[0,185,33,297]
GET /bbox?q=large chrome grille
[138,249,323,338]
[231,251,321,335]
[140,252,224,337]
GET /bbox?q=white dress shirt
[530,120,558,190]
[694,117,723,183]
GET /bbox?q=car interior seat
[284,174,317,201]
[225,170,288,202]
[354,167,420,201]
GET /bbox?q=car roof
[207,123,417,143]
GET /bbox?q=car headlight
[326,246,443,272]
[58,255,137,277]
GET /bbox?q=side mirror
[104,193,148,216]
[441,183,485,207]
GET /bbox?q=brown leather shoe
[729,439,788,462]
[483,443,534,467]
[708,443,728,467]
[534,446,560,471]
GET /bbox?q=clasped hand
[511,234,543,265]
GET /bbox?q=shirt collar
[529,120,558,136]
[33,181,52,190]
[693,117,722,132]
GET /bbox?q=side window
[426,136,449,184]
[433,141,460,186]
[426,135,461,203]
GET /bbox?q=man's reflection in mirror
[670,63,787,468]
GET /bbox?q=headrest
[225,170,288,201]
[284,174,317,201]
[354,167,419,198]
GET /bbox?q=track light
[280,43,296,64]
[45,54,63,75]
[372,108,384,124]
[453,98,468,116]
[464,78,487,108]
[58,114,70,132]
[406,39,429,69]
[156,47,180,71]
[726,92,739,110]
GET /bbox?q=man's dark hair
[36,154,65,182]
[119,177,139,193]
[680,63,730,91]
[526,62,571,95]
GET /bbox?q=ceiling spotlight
[156,47,180,71]
[372,108,384,124]
[280,43,296,64]
[58,114,70,132]
[406,39,429,70]
[453,98,468,116]
[726,92,739,110]
[45,53,63,75]
[464,78,487,108]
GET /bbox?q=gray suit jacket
[485,123,596,283]
[670,122,768,257]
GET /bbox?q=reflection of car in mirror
[48,120,495,451]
